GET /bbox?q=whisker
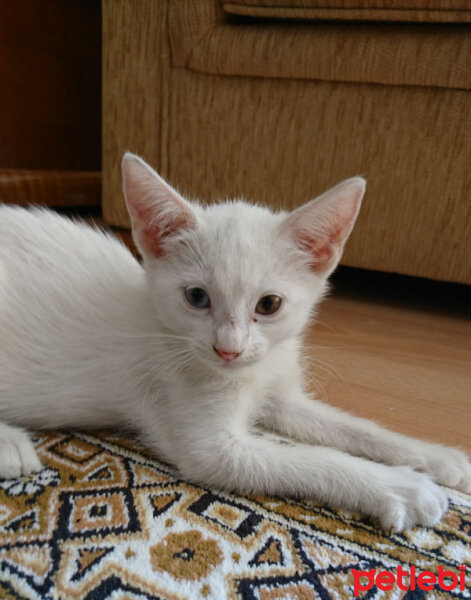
[303,342,345,382]
[309,357,343,382]
[160,351,196,376]
[111,331,194,342]
[304,373,328,403]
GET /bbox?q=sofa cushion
[184,22,471,90]
[223,0,471,22]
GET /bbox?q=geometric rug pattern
[0,431,470,599]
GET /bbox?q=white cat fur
[0,153,469,532]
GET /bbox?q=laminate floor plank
[307,280,471,452]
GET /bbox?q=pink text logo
[352,565,467,596]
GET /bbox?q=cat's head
[122,153,365,373]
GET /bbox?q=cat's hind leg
[0,422,42,479]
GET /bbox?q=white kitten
[0,154,469,531]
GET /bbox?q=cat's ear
[282,177,365,275]
[122,152,197,258]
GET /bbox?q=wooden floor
[306,268,471,453]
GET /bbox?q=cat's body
[0,205,147,431]
[0,154,469,531]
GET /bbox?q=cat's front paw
[377,467,448,531]
[0,430,42,479]
[410,444,471,494]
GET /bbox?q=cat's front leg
[171,425,447,531]
[0,422,42,479]
[264,389,471,493]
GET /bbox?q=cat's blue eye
[184,287,210,309]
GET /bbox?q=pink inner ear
[136,221,164,258]
[296,211,357,272]
[298,232,334,271]
[135,206,195,258]
[122,154,196,258]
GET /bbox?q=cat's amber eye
[184,287,211,309]
[255,294,282,315]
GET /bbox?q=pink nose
[214,347,241,362]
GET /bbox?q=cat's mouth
[215,359,247,371]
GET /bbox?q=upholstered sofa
[102,0,471,283]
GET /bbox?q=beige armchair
[103,0,471,283]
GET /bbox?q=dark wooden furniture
[0,0,101,209]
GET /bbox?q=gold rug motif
[0,431,470,599]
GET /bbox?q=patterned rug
[0,431,470,600]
